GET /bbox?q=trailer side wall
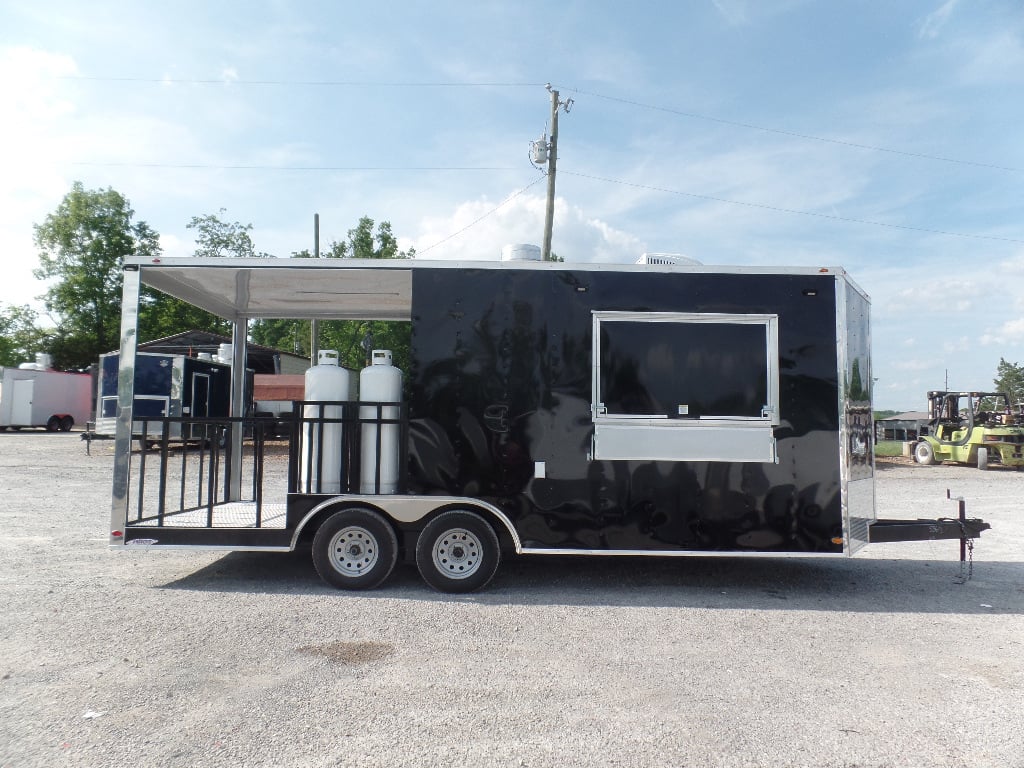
[407,268,843,554]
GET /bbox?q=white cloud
[0,47,81,310]
[410,193,646,263]
[1000,253,1024,273]
[918,0,958,40]
[981,318,1024,346]
[956,27,1024,85]
[710,0,807,27]
[943,337,970,354]
[158,233,188,259]
[893,358,931,372]
[711,0,749,25]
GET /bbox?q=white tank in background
[359,349,403,494]
[18,353,53,371]
[216,343,234,366]
[301,349,350,494]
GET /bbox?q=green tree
[324,217,415,260]
[994,358,1024,406]
[33,182,160,368]
[187,209,272,259]
[0,304,51,368]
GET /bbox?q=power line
[69,162,516,171]
[57,76,545,87]
[417,176,547,255]
[557,86,1023,174]
[563,170,1024,244]
[57,74,1017,171]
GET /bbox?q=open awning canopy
[131,257,415,321]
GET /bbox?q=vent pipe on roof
[501,243,542,262]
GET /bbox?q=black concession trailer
[96,351,232,447]
[108,257,988,592]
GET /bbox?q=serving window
[592,312,780,462]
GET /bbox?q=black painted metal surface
[407,267,845,553]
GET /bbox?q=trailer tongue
[107,257,989,592]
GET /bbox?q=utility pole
[311,213,320,365]
[540,84,572,262]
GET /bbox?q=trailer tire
[415,510,501,594]
[312,508,398,590]
[913,441,935,465]
[977,446,988,471]
[60,416,74,432]
[46,416,61,432]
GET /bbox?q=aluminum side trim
[519,548,847,558]
[110,544,292,553]
[291,495,523,552]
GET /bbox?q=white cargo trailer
[0,366,93,431]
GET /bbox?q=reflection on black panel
[600,321,767,418]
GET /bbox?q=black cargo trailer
[107,257,987,592]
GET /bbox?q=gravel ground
[0,432,1022,768]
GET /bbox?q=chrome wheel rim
[328,526,379,577]
[431,528,483,580]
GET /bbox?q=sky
[1,0,1022,410]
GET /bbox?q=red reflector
[111,531,123,538]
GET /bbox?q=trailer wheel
[46,416,61,432]
[60,416,74,432]
[913,441,935,465]
[977,446,988,471]
[312,508,398,590]
[415,510,501,594]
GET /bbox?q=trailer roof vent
[501,244,542,262]
[636,253,702,266]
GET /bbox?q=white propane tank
[359,350,403,494]
[217,343,233,365]
[301,350,350,494]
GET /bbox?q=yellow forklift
[913,391,1024,469]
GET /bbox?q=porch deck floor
[128,501,288,529]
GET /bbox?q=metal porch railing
[124,402,408,531]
